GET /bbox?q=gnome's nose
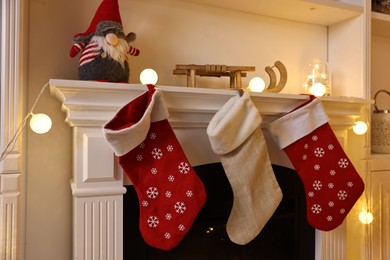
[106,33,119,46]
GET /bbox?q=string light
[29,113,52,134]
[309,83,327,97]
[353,121,368,135]
[247,77,265,92]
[359,208,373,224]
[140,68,158,85]
[0,82,51,161]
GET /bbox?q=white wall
[371,35,390,106]
[26,0,327,258]
[122,0,327,91]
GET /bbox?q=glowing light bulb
[310,82,327,97]
[353,121,368,135]
[140,68,158,85]
[29,113,52,134]
[359,210,373,224]
[247,77,266,92]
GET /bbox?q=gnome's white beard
[93,35,129,68]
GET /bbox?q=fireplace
[123,163,314,260]
[49,79,369,260]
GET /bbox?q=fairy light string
[0,82,50,161]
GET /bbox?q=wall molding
[0,0,26,259]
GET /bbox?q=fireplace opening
[123,163,315,260]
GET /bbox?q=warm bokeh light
[359,210,373,224]
[29,113,52,134]
[247,77,266,92]
[353,121,368,135]
[309,82,327,97]
[140,68,158,85]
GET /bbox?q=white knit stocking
[207,92,282,245]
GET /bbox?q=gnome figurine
[69,0,140,82]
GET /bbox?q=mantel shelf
[49,79,370,130]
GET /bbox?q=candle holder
[302,59,331,97]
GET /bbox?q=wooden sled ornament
[173,64,255,89]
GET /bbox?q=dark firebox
[123,163,314,260]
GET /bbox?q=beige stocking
[207,92,282,245]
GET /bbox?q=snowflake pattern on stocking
[152,148,163,160]
[337,190,348,200]
[338,159,349,168]
[174,202,186,214]
[313,180,322,190]
[103,88,207,250]
[147,216,159,228]
[165,191,172,198]
[130,127,203,245]
[314,148,325,157]
[178,224,186,231]
[178,162,190,174]
[168,175,175,182]
[150,133,157,139]
[146,187,159,199]
[301,132,361,228]
[311,204,322,214]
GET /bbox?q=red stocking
[267,97,364,231]
[103,85,206,250]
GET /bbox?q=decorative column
[71,126,127,260]
[0,0,25,259]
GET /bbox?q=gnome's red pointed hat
[73,0,122,40]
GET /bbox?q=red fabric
[283,120,364,231]
[104,85,155,131]
[69,42,85,57]
[109,86,206,250]
[120,119,206,250]
[73,0,122,38]
[128,45,140,56]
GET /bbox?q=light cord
[0,82,49,161]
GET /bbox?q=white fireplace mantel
[49,78,370,260]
